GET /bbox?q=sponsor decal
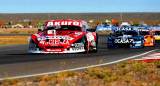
[47,21,82,27]
[71,43,84,47]
[38,36,73,41]
[150,29,160,31]
[114,39,134,43]
[115,27,135,31]
[75,32,83,37]
[104,27,112,31]
[48,30,56,34]
[138,29,149,32]
[87,33,94,42]
[47,49,61,52]
[72,47,84,51]
[71,43,84,51]
[39,39,69,45]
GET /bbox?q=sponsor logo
[71,43,84,51]
[47,49,61,52]
[115,27,135,31]
[138,29,149,32]
[104,27,111,31]
[87,33,94,42]
[71,43,84,47]
[114,39,134,43]
[39,39,69,45]
[72,47,84,51]
[47,21,82,27]
[75,32,83,37]
[38,36,73,41]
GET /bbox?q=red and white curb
[130,52,160,62]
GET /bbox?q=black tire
[141,40,144,48]
[84,36,89,53]
[96,33,98,45]
[29,39,37,50]
[92,38,98,53]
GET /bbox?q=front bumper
[28,48,85,53]
[144,39,154,46]
[108,41,143,48]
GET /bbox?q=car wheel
[29,39,37,50]
[84,37,89,53]
[92,39,98,53]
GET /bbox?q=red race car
[28,20,98,53]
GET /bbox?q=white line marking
[0,49,158,81]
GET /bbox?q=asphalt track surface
[0,34,159,79]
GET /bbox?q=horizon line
[0,12,160,14]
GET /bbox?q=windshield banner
[96,26,160,31]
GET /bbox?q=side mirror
[38,29,42,32]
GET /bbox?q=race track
[0,34,159,79]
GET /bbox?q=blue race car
[107,27,144,48]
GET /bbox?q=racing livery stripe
[34,34,40,37]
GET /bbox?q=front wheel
[92,39,98,53]
[84,37,89,53]
[29,39,37,50]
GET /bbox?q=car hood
[31,31,85,46]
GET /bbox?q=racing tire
[91,39,98,53]
[96,33,98,45]
[84,36,89,53]
[29,39,38,51]
[141,40,144,48]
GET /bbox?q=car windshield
[115,30,138,36]
[102,22,110,27]
[139,31,150,35]
[45,25,81,31]
[155,31,160,35]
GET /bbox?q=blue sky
[0,0,160,13]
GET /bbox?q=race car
[28,20,98,53]
[150,29,160,40]
[107,27,144,48]
[138,28,155,46]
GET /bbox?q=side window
[82,25,86,32]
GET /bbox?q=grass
[97,31,114,35]
[0,28,39,34]
[0,36,29,45]
[0,61,160,86]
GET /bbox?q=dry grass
[0,61,160,86]
[0,28,39,34]
[97,31,114,35]
[0,36,29,45]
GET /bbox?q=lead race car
[107,27,144,48]
[28,20,98,53]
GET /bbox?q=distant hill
[0,13,160,21]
